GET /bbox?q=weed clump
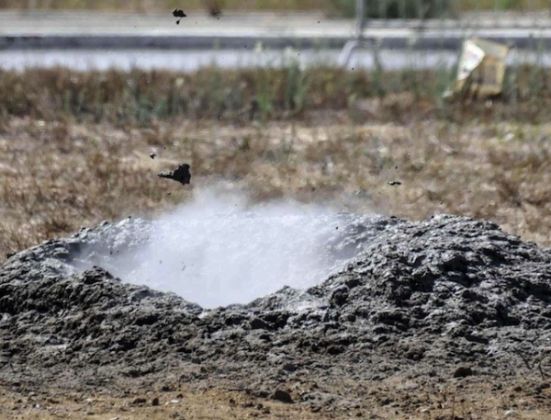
[0,66,549,126]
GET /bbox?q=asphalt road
[1,10,551,50]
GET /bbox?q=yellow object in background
[452,38,509,98]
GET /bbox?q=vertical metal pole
[340,0,367,66]
[356,0,366,39]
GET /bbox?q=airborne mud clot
[158,163,191,185]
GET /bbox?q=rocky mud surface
[1,214,551,418]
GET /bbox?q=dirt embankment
[1,214,550,418]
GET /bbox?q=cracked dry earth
[0,214,550,419]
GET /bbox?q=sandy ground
[1,376,550,419]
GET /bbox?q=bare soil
[1,378,550,419]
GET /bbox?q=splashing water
[74,188,365,308]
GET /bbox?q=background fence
[1,0,550,121]
[5,0,551,17]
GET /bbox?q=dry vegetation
[2,110,551,261]
[2,67,551,260]
[1,66,550,126]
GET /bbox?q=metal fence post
[339,0,367,66]
[356,0,366,38]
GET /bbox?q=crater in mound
[1,212,550,395]
[67,191,378,308]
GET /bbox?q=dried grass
[1,67,550,127]
[2,114,551,260]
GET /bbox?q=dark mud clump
[158,163,191,185]
[172,9,187,25]
[1,214,550,408]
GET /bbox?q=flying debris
[172,9,187,24]
[158,163,191,185]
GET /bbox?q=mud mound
[1,214,550,403]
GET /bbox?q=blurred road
[1,10,551,50]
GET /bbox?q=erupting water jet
[71,187,369,308]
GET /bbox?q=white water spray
[75,187,363,308]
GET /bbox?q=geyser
[73,187,365,308]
